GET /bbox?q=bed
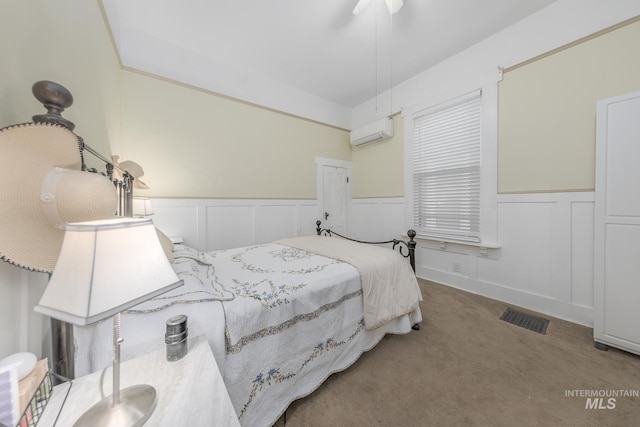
[73,224,422,426]
[26,80,423,427]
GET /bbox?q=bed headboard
[31,80,135,217]
[31,80,134,380]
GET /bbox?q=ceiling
[102,0,557,125]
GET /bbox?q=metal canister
[165,314,188,362]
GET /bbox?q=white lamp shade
[35,218,182,326]
[133,197,154,217]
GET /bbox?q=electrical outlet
[453,262,461,273]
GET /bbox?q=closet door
[594,90,640,355]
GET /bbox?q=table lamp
[35,217,183,426]
[132,197,154,217]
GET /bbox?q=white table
[39,335,239,426]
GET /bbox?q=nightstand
[39,335,239,426]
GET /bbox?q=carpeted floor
[274,279,640,426]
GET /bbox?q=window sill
[413,235,500,257]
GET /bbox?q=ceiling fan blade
[352,0,371,15]
[385,0,404,14]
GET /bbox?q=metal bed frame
[315,220,417,272]
[30,80,135,379]
[316,220,421,331]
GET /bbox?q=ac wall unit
[350,118,394,146]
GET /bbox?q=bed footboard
[315,220,417,272]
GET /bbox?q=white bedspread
[276,235,422,330]
[73,240,423,427]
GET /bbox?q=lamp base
[73,384,157,427]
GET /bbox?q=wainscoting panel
[150,203,202,249]
[206,205,256,250]
[298,203,321,236]
[255,204,298,244]
[571,201,595,309]
[1,193,597,369]
[151,199,319,251]
[350,198,407,242]
[487,199,556,297]
[414,192,595,326]
[150,194,596,326]
[0,264,49,363]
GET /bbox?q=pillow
[155,227,174,264]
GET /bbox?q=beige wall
[351,114,405,198]
[118,71,351,199]
[0,0,122,159]
[498,18,640,194]
[1,2,351,202]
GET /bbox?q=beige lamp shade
[35,218,183,326]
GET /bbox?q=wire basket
[16,369,73,427]
[14,369,73,427]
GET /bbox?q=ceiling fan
[353,0,405,15]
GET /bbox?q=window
[412,90,482,243]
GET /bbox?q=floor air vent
[500,308,549,334]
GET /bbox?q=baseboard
[418,267,594,328]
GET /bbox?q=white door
[322,165,349,235]
[594,90,640,355]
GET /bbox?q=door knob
[325,212,329,220]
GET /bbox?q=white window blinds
[412,90,482,243]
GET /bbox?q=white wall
[350,198,408,242]
[417,193,595,326]
[150,199,320,251]
[349,195,595,326]
[152,193,596,327]
[0,264,50,359]
[352,0,640,128]
[103,0,353,130]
